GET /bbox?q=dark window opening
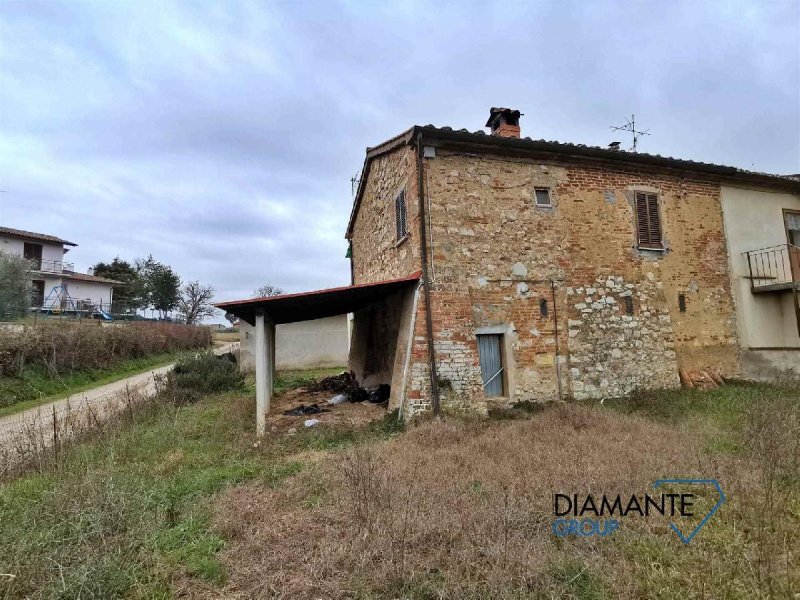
[624,296,634,315]
[477,333,504,397]
[31,280,45,307]
[635,192,663,249]
[785,210,800,246]
[539,298,549,318]
[394,190,408,241]
[534,187,552,207]
[678,293,686,313]
[23,242,43,269]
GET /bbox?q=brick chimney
[486,107,522,138]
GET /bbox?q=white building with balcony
[0,226,119,315]
[721,185,800,378]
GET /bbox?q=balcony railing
[30,294,114,317]
[744,244,800,293]
[31,259,74,273]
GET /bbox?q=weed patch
[156,352,244,405]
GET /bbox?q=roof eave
[61,271,121,285]
[215,270,422,325]
[343,125,800,240]
[416,126,800,192]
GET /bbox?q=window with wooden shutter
[635,192,663,249]
[395,190,408,240]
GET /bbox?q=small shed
[216,271,421,435]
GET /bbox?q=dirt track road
[0,342,238,447]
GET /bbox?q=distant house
[0,226,119,314]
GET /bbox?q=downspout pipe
[550,280,563,401]
[416,131,441,416]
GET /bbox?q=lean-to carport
[215,271,421,436]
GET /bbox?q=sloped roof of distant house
[345,124,800,239]
[0,226,78,246]
[61,271,122,285]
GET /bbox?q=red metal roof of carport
[215,271,421,325]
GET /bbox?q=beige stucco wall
[239,314,349,371]
[720,185,800,351]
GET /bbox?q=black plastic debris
[368,384,391,404]
[282,403,328,417]
[306,371,359,394]
[349,387,369,403]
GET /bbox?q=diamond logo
[652,479,726,544]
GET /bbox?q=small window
[678,294,686,313]
[539,298,549,318]
[534,187,552,207]
[635,192,663,249]
[477,334,504,397]
[23,242,43,269]
[394,190,408,240]
[624,296,634,315]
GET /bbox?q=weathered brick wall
[350,145,422,284]
[560,165,739,374]
[400,150,738,412]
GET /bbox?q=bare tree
[178,281,217,325]
[253,284,284,298]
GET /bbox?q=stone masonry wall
[350,145,422,284]
[401,149,738,411]
[566,275,680,400]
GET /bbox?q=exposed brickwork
[349,144,740,415]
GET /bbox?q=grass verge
[0,371,403,599]
[1,377,797,598]
[0,351,187,418]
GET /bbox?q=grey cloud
[1,0,797,321]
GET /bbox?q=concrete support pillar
[254,311,275,437]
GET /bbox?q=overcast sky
[1,0,798,311]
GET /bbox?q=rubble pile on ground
[306,371,359,394]
[282,372,392,420]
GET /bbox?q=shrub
[157,352,244,406]
[0,321,212,377]
[0,251,34,320]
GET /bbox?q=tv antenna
[350,171,361,200]
[610,114,650,152]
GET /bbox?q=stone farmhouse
[218,107,800,431]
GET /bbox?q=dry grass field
[211,392,799,599]
[0,375,797,599]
